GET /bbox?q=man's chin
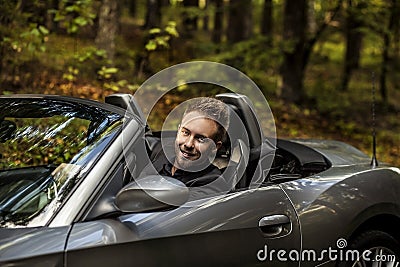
[176,157,196,170]
[175,157,209,172]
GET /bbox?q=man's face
[174,111,221,171]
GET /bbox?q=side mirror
[115,175,189,213]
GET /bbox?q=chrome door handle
[258,215,290,237]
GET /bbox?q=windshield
[0,98,123,227]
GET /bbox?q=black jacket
[140,142,230,200]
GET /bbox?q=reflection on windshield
[0,98,123,227]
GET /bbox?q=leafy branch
[50,0,96,34]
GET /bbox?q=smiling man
[149,97,230,196]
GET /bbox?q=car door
[65,177,300,267]
[0,226,69,266]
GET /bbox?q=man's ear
[215,141,222,150]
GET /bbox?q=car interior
[105,93,332,191]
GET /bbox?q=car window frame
[49,116,143,227]
[80,125,150,222]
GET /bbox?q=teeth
[182,151,193,157]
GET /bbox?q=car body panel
[66,186,301,266]
[0,226,70,266]
[291,139,371,166]
[281,166,400,266]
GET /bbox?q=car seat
[215,93,275,189]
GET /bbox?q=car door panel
[66,186,300,266]
[0,226,70,266]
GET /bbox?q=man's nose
[184,135,195,148]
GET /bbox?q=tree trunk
[393,0,400,57]
[182,0,199,37]
[280,0,307,103]
[212,0,224,43]
[261,0,273,38]
[379,0,397,104]
[227,0,252,43]
[45,0,59,32]
[202,1,209,31]
[128,0,136,17]
[380,31,390,104]
[95,0,119,63]
[144,0,162,29]
[341,0,366,91]
[308,0,317,34]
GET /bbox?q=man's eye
[181,130,189,136]
[197,137,206,143]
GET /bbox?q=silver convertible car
[0,93,399,267]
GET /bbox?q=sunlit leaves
[165,21,179,38]
[98,66,118,79]
[75,48,107,63]
[2,23,49,54]
[63,66,79,82]
[50,0,96,34]
[145,21,179,52]
[149,28,162,35]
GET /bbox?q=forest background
[0,0,399,166]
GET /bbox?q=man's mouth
[179,148,197,159]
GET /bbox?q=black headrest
[105,93,145,122]
[216,93,264,148]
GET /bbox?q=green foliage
[313,0,343,22]
[60,47,101,85]
[164,2,210,24]
[2,23,49,55]
[97,66,137,92]
[50,0,96,34]
[206,36,282,95]
[165,22,179,37]
[145,21,179,52]
[134,21,180,80]
[21,24,49,52]
[98,66,119,79]
[59,44,138,92]
[75,48,107,63]
[61,46,107,83]
[62,66,79,82]
[0,0,16,23]
[0,0,50,57]
[0,0,50,86]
